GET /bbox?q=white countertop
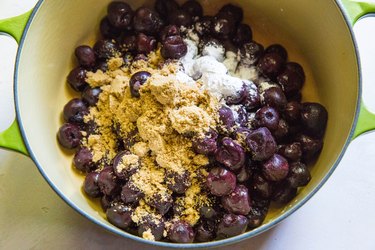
[1,1,375,249]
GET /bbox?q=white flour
[258,81,278,93]
[230,104,240,122]
[183,38,198,59]
[178,33,259,101]
[181,38,198,78]
[243,80,259,97]
[235,65,259,82]
[223,51,239,75]
[200,72,244,100]
[201,42,225,62]
[214,22,223,33]
[192,56,228,75]
[181,27,200,44]
[175,71,196,87]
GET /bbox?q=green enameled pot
[1,0,375,248]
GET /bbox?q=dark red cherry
[83,171,101,197]
[233,24,252,46]
[182,0,203,18]
[206,167,236,196]
[215,138,245,171]
[73,147,94,173]
[75,45,96,68]
[168,9,193,27]
[287,161,311,188]
[262,154,289,182]
[221,185,251,215]
[254,107,280,131]
[217,4,243,24]
[133,7,163,35]
[67,67,88,92]
[57,123,82,149]
[63,98,89,124]
[129,71,151,98]
[136,33,157,54]
[246,127,277,161]
[263,87,287,110]
[94,39,119,60]
[155,0,179,17]
[168,220,195,243]
[277,62,305,96]
[106,204,133,229]
[107,2,134,29]
[258,52,285,79]
[216,214,248,239]
[265,44,288,61]
[300,102,328,138]
[161,35,187,59]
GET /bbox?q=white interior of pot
[15,0,359,245]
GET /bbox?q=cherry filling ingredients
[58,0,328,243]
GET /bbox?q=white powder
[177,37,259,101]
[181,38,198,78]
[181,27,200,44]
[238,46,258,66]
[175,71,196,87]
[183,39,198,59]
[235,65,259,82]
[201,43,225,62]
[230,105,241,121]
[247,112,256,127]
[243,80,259,97]
[223,51,239,75]
[200,72,243,100]
[192,56,228,75]
[258,81,278,93]
[230,105,257,127]
[186,29,200,44]
[215,22,223,32]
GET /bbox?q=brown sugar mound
[82,52,220,240]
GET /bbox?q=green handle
[0,11,32,155]
[341,0,375,139]
[341,0,375,25]
[0,11,32,43]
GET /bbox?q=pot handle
[340,0,375,139]
[0,11,32,156]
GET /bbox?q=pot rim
[13,0,362,248]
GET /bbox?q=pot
[0,0,375,248]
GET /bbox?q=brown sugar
[115,154,140,174]
[86,70,112,88]
[82,52,220,239]
[169,106,214,135]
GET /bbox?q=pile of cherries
[57,0,328,244]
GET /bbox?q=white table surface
[1,1,375,249]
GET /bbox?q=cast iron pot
[1,0,375,248]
